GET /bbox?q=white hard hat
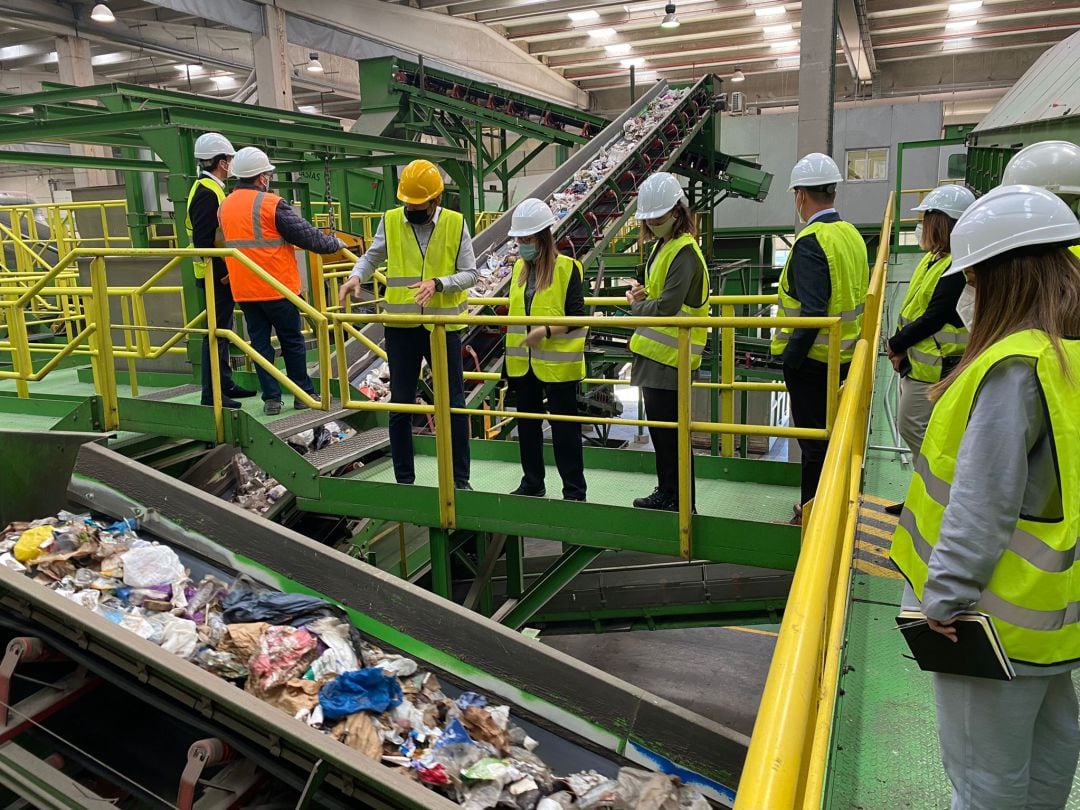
[508,198,558,237]
[788,152,843,191]
[230,146,275,179]
[1001,140,1080,197]
[635,172,687,220]
[912,184,976,220]
[194,132,235,160]
[945,184,1080,275]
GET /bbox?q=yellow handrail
[733,192,894,809]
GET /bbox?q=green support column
[555,144,569,168]
[429,527,452,599]
[505,535,525,599]
[498,546,602,630]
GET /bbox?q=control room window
[846,148,889,182]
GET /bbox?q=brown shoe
[790,503,803,526]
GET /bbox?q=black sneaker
[264,399,283,416]
[293,399,309,411]
[226,385,257,399]
[510,484,546,497]
[456,482,473,491]
[884,501,904,516]
[633,488,676,510]
[201,396,241,409]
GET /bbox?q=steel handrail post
[721,303,735,457]
[826,323,841,432]
[428,323,457,530]
[88,257,119,430]
[205,267,225,443]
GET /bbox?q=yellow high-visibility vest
[185,176,226,280]
[891,329,1080,666]
[628,233,710,370]
[383,207,467,332]
[771,219,868,364]
[505,254,586,383]
[896,252,968,383]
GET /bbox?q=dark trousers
[197,276,236,403]
[237,299,315,402]
[386,326,470,486]
[641,386,696,506]
[783,359,851,505]
[511,369,587,500]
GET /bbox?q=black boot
[633,488,676,510]
[884,501,904,516]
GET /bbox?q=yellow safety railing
[331,303,845,559]
[0,200,131,266]
[734,192,894,810]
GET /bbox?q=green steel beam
[0,108,173,145]
[498,546,604,630]
[0,150,168,172]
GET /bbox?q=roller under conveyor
[0,431,746,807]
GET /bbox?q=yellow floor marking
[718,626,780,638]
[854,557,903,579]
[860,493,895,507]
[856,538,891,559]
[858,522,897,542]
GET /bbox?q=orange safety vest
[218,188,301,302]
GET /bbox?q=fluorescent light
[754,5,786,17]
[588,27,618,38]
[211,75,237,88]
[307,52,324,73]
[177,63,204,75]
[764,22,793,34]
[948,0,982,12]
[945,19,977,31]
[605,43,633,56]
[769,40,797,50]
[568,9,600,20]
[299,105,319,113]
[731,67,746,82]
[90,3,115,22]
[621,57,646,67]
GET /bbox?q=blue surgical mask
[518,242,539,261]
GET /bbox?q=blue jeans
[385,326,470,486]
[237,299,315,402]
[197,275,236,403]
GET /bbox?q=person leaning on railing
[626,172,710,513]
[338,159,477,490]
[890,186,1080,810]
[884,184,975,515]
[771,153,868,526]
[504,198,588,502]
[218,146,345,416]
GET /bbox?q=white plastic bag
[121,545,185,588]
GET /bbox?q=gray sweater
[903,357,1070,676]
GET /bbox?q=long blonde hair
[516,227,558,292]
[931,243,1080,400]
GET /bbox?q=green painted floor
[350,455,798,522]
[826,255,1080,808]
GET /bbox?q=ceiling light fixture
[731,67,746,82]
[764,22,793,34]
[621,57,646,67]
[945,19,976,31]
[769,39,797,50]
[90,2,115,22]
[568,9,600,21]
[947,0,982,12]
[588,27,618,38]
[177,63,204,75]
[307,52,324,73]
[754,5,786,17]
[299,105,319,114]
[660,3,680,28]
[605,43,633,56]
[211,75,237,88]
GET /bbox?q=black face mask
[405,207,433,225]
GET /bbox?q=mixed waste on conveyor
[0,512,711,809]
[355,88,690,401]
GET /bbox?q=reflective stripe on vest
[895,252,969,383]
[770,219,868,364]
[628,233,710,370]
[383,207,468,332]
[185,176,226,280]
[218,188,301,302]
[891,330,1080,666]
[505,255,587,383]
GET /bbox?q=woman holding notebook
[891,185,1080,809]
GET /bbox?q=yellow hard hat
[398,160,444,205]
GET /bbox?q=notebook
[896,610,1015,681]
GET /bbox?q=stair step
[267,400,351,438]
[306,427,390,474]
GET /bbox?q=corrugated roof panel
[974,31,1080,134]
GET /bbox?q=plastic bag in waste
[456,691,487,710]
[249,625,318,694]
[0,553,27,573]
[222,583,347,629]
[461,757,518,784]
[121,545,185,588]
[434,717,474,749]
[306,617,359,678]
[159,616,199,658]
[609,768,678,810]
[462,781,503,810]
[193,648,249,680]
[537,792,575,810]
[13,525,54,563]
[319,668,404,721]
